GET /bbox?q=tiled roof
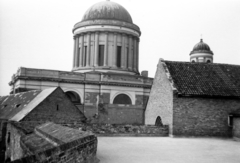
[0,88,57,121]
[0,90,41,120]
[164,61,240,98]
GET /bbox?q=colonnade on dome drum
[72,29,140,75]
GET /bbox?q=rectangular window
[126,47,129,68]
[98,45,104,66]
[117,46,122,68]
[84,46,87,66]
[228,115,233,127]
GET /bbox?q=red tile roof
[164,61,240,98]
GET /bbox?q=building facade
[145,58,240,137]
[9,1,153,124]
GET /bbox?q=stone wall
[81,104,145,124]
[233,117,240,139]
[5,123,25,161]
[145,59,173,134]
[64,123,169,136]
[173,96,240,137]
[22,88,86,124]
[4,122,98,163]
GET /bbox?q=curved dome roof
[190,39,213,55]
[82,1,133,23]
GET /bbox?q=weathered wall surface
[22,88,85,124]
[68,123,169,136]
[173,97,240,137]
[233,117,240,139]
[5,123,25,161]
[83,104,145,124]
[145,60,173,132]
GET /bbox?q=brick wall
[22,88,85,124]
[233,117,240,139]
[145,60,173,134]
[10,135,98,163]
[173,96,240,137]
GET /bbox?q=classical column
[128,35,133,70]
[94,32,99,66]
[104,32,108,66]
[86,32,91,67]
[112,32,117,67]
[133,38,137,71]
[136,39,139,72]
[73,37,76,68]
[80,34,84,67]
[75,36,80,67]
[121,34,125,68]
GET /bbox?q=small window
[207,60,211,63]
[7,132,10,144]
[2,105,7,109]
[228,115,233,127]
[192,60,195,63]
[83,46,87,66]
[126,47,129,68]
[98,45,104,66]
[15,104,21,108]
[57,105,59,111]
[117,46,122,68]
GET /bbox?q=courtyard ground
[97,137,240,163]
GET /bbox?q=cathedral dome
[190,39,213,55]
[81,0,133,23]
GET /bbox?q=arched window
[206,60,211,63]
[192,60,195,63]
[65,91,81,104]
[155,116,163,126]
[113,94,132,104]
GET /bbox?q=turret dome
[81,1,133,23]
[190,39,213,55]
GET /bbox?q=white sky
[0,0,240,96]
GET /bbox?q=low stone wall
[10,135,98,163]
[64,123,169,136]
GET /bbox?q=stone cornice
[11,76,152,89]
[73,19,141,36]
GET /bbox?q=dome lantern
[190,39,214,63]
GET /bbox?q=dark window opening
[15,104,21,108]
[192,60,195,63]
[155,116,163,127]
[98,45,104,66]
[113,94,131,105]
[228,115,233,127]
[117,46,122,68]
[7,132,10,144]
[126,47,129,68]
[207,60,211,63]
[65,91,81,104]
[83,46,87,66]
[57,105,59,111]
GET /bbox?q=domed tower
[190,39,214,63]
[72,0,141,75]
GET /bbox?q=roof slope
[164,61,240,98]
[0,88,57,121]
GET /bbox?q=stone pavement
[97,137,240,163]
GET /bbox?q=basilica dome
[190,39,213,55]
[82,1,133,23]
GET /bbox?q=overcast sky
[0,0,240,95]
